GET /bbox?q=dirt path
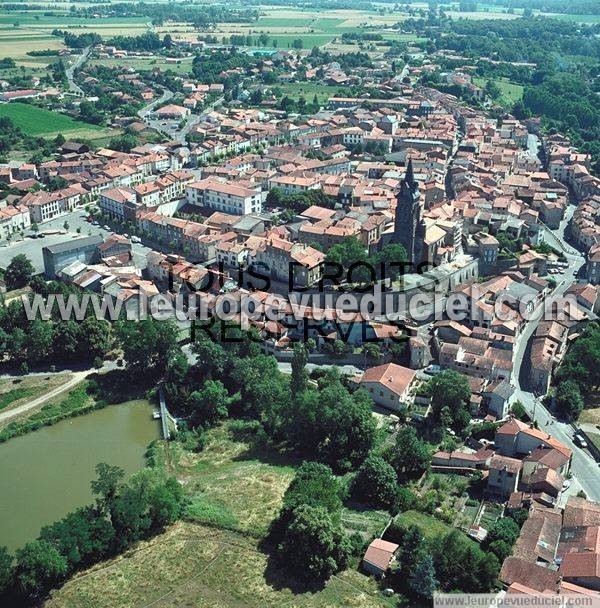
[0,370,92,425]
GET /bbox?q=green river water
[0,400,160,553]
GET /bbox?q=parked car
[131,235,141,243]
[424,364,442,375]
[574,434,588,449]
[123,234,129,239]
[562,480,572,491]
[103,225,110,231]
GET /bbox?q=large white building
[186,179,262,215]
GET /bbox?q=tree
[555,379,584,421]
[5,254,33,289]
[116,319,178,374]
[282,462,343,516]
[291,343,308,397]
[0,546,12,595]
[487,539,512,562]
[188,379,232,427]
[79,317,113,360]
[428,370,471,431]
[91,462,125,515]
[146,476,184,528]
[485,517,520,548]
[390,426,430,481]
[26,319,54,363]
[191,330,227,379]
[485,79,501,100]
[110,485,152,550]
[409,554,437,600]
[39,506,114,571]
[432,529,499,592]
[284,380,377,471]
[15,540,68,598]
[276,504,350,581]
[351,454,398,509]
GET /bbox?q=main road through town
[510,206,600,501]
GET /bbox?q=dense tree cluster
[165,326,377,471]
[385,523,500,597]
[0,463,184,602]
[554,323,600,420]
[269,462,351,582]
[324,236,408,283]
[426,370,472,432]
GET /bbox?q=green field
[276,82,344,103]
[90,56,194,76]
[393,510,454,541]
[45,421,394,608]
[542,13,600,23]
[473,77,524,106]
[0,102,114,140]
[46,522,392,608]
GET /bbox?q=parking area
[0,210,153,273]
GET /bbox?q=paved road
[181,344,361,376]
[137,88,174,121]
[508,217,600,500]
[65,46,91,97]
[140,94,222,144]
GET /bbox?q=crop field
[0,103,115,140]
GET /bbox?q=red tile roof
[363,539,399,572]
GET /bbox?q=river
[0,400,160,553]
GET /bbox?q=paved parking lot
[0,210,152,273]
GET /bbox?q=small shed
[362,539,399,578]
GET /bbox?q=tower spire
[405,158,415,188]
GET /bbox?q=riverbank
[0,398,160,552]
[44,422,392,608]
[0,370,155,444]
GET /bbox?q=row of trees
[0,258,182,372]
[164,332,378,472]
[554,323,600,420]
[0,463,184,603]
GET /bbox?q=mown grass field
[276,82,344,103]
[46,421,395,608]
[473,77,524,106]
[0,102,114,140]
[45,522,393,608]
[89,56,194,76]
